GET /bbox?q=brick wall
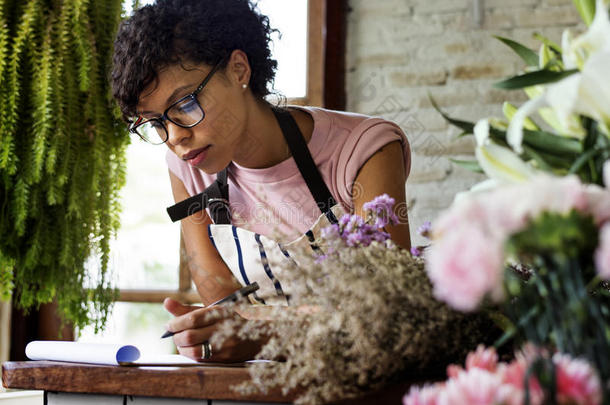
[346,0,583,245]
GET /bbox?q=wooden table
[2,361,292,404]
[2,361,425,404]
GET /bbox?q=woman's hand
[163,298,264,363]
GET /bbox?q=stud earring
[242,83,247,89]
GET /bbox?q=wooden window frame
[117,0,347,305]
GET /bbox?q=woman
[112,0,411,362]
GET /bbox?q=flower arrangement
[215,195,493,405]
[427,173,610,385]
[404,345,602,405]
[420,0,610,401]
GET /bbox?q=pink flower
[438,368,512,405]
[446,364,463,378]
[426,225,504,311]
[446,345,498,380]
[554,353,602,405]
[465,345,498,373]
[586,185,610,224]
[595,223,610,279]
[432,198,490,239]
[403,384,442,405]
[501,353,544,405]
[528,175,588,215]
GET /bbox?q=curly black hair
[111,0,278,121]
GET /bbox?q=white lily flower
[539,43,554,69]
[474,118,491,146]
[548,51,610,132]
[562,29,577,69]
[509,55,610,153]
[507,0,610,152]
[503,102,539,131]
[474,119,537,183]
[524,81,585,139]
[538,105,586,139]
[576,51,610,129]
[506,97,547,154]
[564,0,610,69]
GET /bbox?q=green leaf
[508,210,598,255]
[572,0,596,26]
[429,94,475,134]
[494,69,579,90]
[568,146,607,175]
[449,158,484,173]
[494,36,539,67]
[522,129,583,156]
[522,145,553,171]
[533,32,563,54]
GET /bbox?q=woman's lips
[184,146,210,166]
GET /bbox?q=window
[78,0,327,348]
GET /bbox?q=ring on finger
[202,341,212,360]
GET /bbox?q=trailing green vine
[0,0,128,332]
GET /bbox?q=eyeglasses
[129,58,225,145]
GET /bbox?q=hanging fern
[0,0,128,332]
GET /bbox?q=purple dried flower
[363,193,399,228]
[363,193,395,214]
[346,232,363,247]
[343,215,365,234]
[321,223,340,240]
[338,214,352,227]
[417,221,432,238]
[373,230,391,243]
[319,195,400,251]
[410,246,422,257]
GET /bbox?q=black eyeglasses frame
[129,58,226,145]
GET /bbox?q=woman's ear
[226,49,251,89]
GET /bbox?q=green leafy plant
[0,0,128,331]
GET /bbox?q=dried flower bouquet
[212,196,493,404]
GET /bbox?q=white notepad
[25,341,217,366]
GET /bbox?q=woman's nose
[166,121,192,146]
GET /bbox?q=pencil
[161,282,260,338]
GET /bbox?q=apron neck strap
[271,107,337,223]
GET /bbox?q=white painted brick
[515,5,581,28]
[542,0,575,5]
[408,154,453,184]
[349,0,411,16]
[485,0,538,8]
[414,0,469,14]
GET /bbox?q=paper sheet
[25,341,200,366]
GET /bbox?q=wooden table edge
[2,361,295,403]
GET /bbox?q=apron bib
[166,107,345,305]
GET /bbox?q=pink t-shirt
[166,106,411,241]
